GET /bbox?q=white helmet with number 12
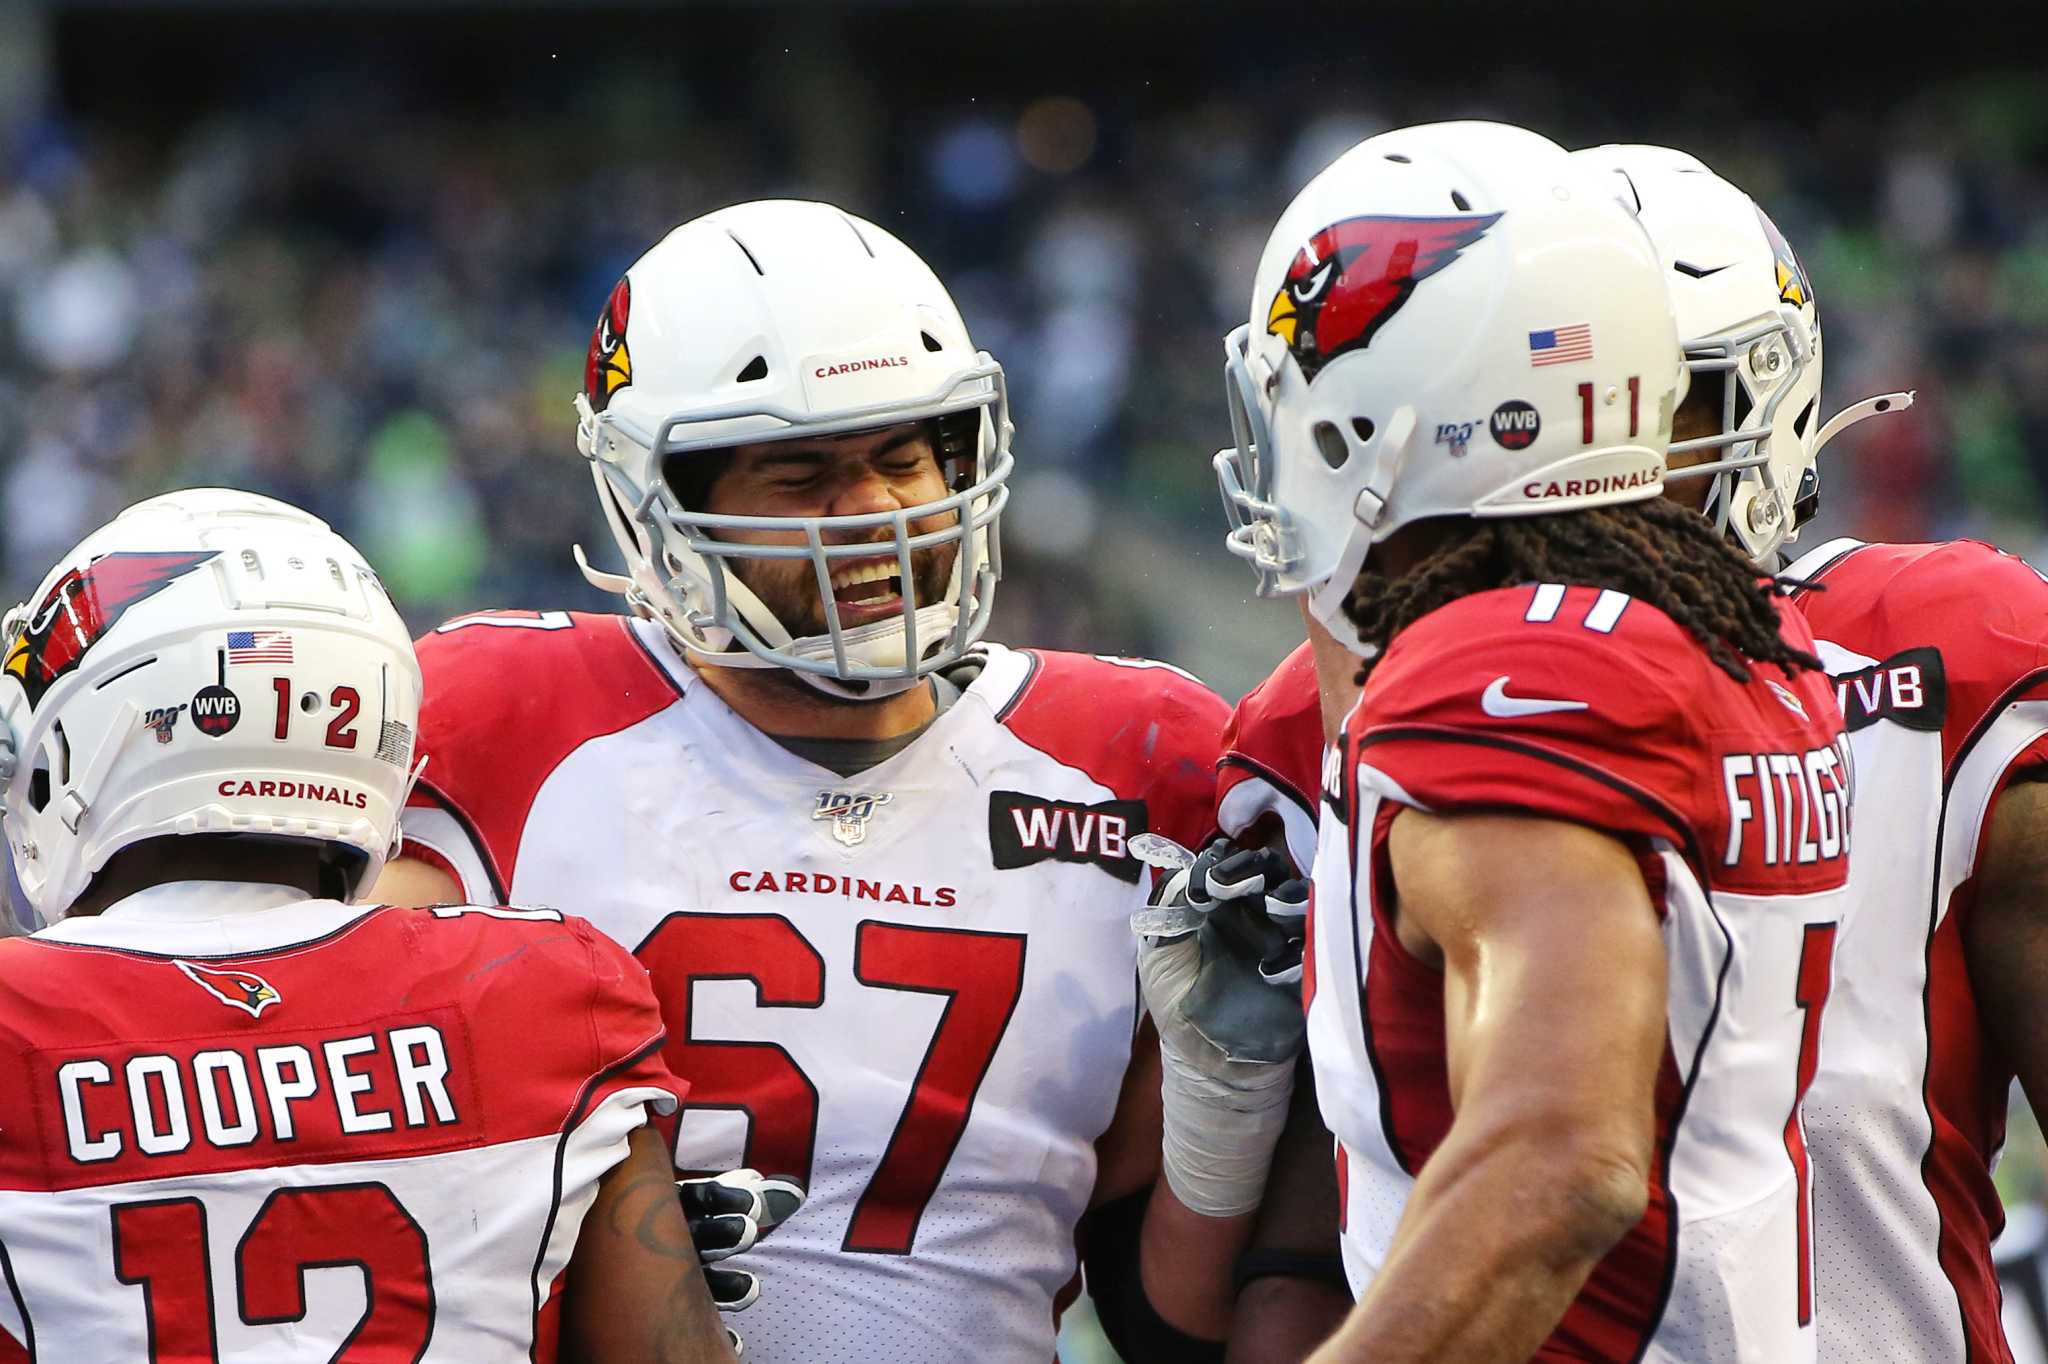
[0,490,422,924]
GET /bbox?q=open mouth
[829,558,905,623]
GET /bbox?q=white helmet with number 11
[1216,121,1688,633]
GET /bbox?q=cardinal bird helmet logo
[3,552,217,708]
[175,959,284,1018]
[1267,214,1502,383]
[1756,207,1811,310]
[584,276,633,413]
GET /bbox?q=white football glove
[1135,837,1308,1219]
[679,1167,806,1355]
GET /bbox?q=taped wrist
[1157,1040,1293,1218]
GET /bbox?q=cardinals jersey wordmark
[400,611,1226,1364]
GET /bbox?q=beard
[727,537,961,641]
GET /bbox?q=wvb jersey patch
[988,792,1147,882]
[1833,646,1946,733]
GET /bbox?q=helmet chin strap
[574,541,947,702]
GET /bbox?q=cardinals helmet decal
[584,276,633,413]
[4,552,217,708]
[175,959,284,1018]
[1266,214,1502,382]
[1757,207,1811,310]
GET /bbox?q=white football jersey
[1786,538,2048,1364]
[399,611,1227,1364]
[0,882,678,1364]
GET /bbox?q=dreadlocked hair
[1341,496,1822,685]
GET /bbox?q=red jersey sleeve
[566,915,684,1120]
[405,612,679,900]
[997,651,1230,857]
[1800,539,2048,778]
[1217,642,1325,871]
[445,907,682,1128]
[1347,586,1709,851]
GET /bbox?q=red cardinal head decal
[584,276,633,413]
[4,552,217,708]
[1756,207,1811,310]
[1267,214,1502,382]
[175,959,283,1018]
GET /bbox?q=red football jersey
[0,886,679,1363]
[1307,582,1850,1363]
[1216,640,1324,872]
[1784,537,2048,1364]
[396,612,1227,1363]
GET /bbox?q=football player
[371,200,1229,1363]
[1575,142,2048,1364]
[1192,120,1852,1361]
[0,490,733,1363]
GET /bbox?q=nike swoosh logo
[1481,676,1590,718]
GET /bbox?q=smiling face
[695,422,960,636]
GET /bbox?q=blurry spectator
[2,15,2045,699]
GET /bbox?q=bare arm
[563,1125,737,1364]
[1137,1182,1257,1342]
[369,854,461,907]
[1965,778,2048,1108]
[1087,1019,1250,1352]
[1098,1020,1251,1342]
[1091,1016,1164,1209]
[1226,1062,1350,1364]
[1309,811,1665,1364]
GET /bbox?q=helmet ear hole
[1793,467,1821,524]
[1351,417,1376,444]
[920,331,945,353]
[736,356,769,383]
[26,727,58,813]
[1793,398,1816,440]
[1314,421,1351,470]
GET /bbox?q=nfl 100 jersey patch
[399,619,1232,1364]
[813,789,893,846]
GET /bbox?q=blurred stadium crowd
[3,7,2048,1356]
[2,8,2046,701]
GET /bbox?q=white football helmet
[573,199,1011,700]
[1216,121,1689,632]
[1574,145,1913,563]
[0,490,422,924]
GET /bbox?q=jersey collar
[34,882,374,956]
